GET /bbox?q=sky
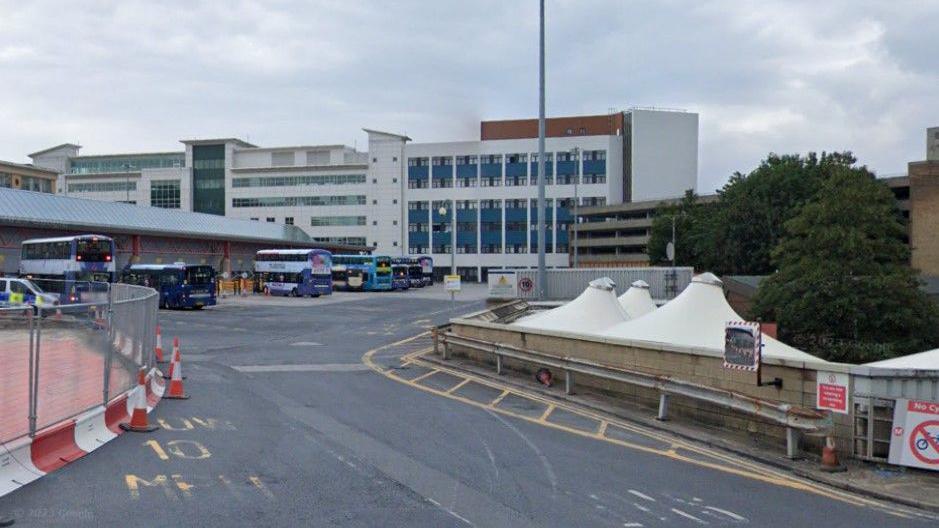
[1,0,937,193]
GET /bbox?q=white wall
[629,109,698,202]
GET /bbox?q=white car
[0,278,60,307]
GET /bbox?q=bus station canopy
[617,280,657,320]
[513,277,629,333]
[865,348,939,369]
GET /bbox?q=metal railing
[0,282,158,445]
[437,331,833,458]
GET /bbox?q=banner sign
[444,275,461,292]
[723,321,761,372]
[487,270,518,298]
[816,371,850,414]
[889,399,939,471]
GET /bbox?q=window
[231,195,367,207]
[310,216,367,226]
[372,157,377,163]
[393,199,398,204]
[250,217,259,221]
[393,157,398,162]
[372,221,378,226]
[150,180,181,209]
[231,174,366,188]
[408,201,428,211]
[68,181,137,193]
[285,217,294,225]
[373,199,378,205]
[312,237,367,245]
[271,151,295,166]
[373,179,377,184]
[584,150,606,161]
[393,220,398,225]
[266,217,275,223]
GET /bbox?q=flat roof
[0,159,59,176]
[73,151,184,160]
[0,187,366,250]
[180,138,258,148]
[27,143,81,158]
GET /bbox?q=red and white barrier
[0,367,166,498]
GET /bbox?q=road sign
[816,371,849,414]
[666,241,675,262]
[518,277,534,293]
[889,399,939,471]
[487,270,517,298]
[723,321,761,372]
[444,275,461,292]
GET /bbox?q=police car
[0,278,60,308]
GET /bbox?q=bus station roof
[0,188,366,251]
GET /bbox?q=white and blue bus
[255,249,333,297]
[418,256,434,286]
[19,234,116,303]
[331,255,392,291]
[392,257,424,288]
[121,263,217,309]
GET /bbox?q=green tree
[751,167,939,362]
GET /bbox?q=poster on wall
[816,371,850,414]
[723,321,761,372]
[888,399,939,472]
[487,270,518,298]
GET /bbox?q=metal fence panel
[513,267,695,301]
[0,307,35,443]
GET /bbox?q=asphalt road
[0,288,933,527]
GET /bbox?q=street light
[122,163,132,203]
[438,203,456,277]
[571,147,580,268]
[536,0,547,299]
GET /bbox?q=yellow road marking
[489,389,511,408]
[446,378,471,394]
[362,340,935,518]
[410,369,439,384]
[538,404,556,422]
[249,476,275,500]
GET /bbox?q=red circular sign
[908,420,939,465]
[518,277,534,293]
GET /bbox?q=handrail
[440,332,833,438]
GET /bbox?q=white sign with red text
[889,399,939,471]
[815,371,849,414]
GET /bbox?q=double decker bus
[331,255,392,291]
[254,249,333,297]
[391,263,410,291]
[121,263,217,309]
[19,234,116,303]
[392,257,424,288]
[418,256,434,286]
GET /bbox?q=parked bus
[391,264,410,291]
[19,234,116,303]
[418,256,434,286]
[121,263,217,309]
[254,249,333,297]
[331,255,393,291]
[392,257,424,288]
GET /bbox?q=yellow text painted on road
[144,439,212,460]
[156,417,237,431]
[125,474,274,501]
[362,334,935,521]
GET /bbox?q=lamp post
[122,163,132,203]
[536,0,547,300]
[571,147,580,268]
[438,203,456,277]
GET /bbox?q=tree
[650,152,861,275]
[751,167,939,362]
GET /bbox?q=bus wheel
[312,293,321,298]
[291,288,299,297]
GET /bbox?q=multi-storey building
[28,108,699,280]
[0,158,58,193]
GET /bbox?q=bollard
[657,393,669,421]
[786,427,800,459]
[565,370,574,395]
[496,354,503,375]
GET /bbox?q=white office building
[28,108,698,281]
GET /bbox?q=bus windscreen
[185,266,215,285]
[76,239,112,262]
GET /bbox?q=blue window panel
[433,232,452,245]
[556,160,576,176]
[409,232,429,245]
[556,230,569,244]
[530,211,554,222]
[504,209,527,222]
[456,165,477,178]
[432,209,453,223]
[480,208,501,221]
[556,207,573,221]
[505,231,527,244]
[408,210,429,222]
[506,163,527,178]
[481,163,501,178]
[583,160,606,175]
[529,162,554,177]
[456,209,476,221]
[408,166,429,179]
[432,165,453,179]
[481,231,502,245]
[456,233,477,245]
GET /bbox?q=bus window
[186,267,214,285]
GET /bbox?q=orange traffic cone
[164,350,189,400]
[162,338,186,380]
[119,367,159,432]
[155,325,166,363]
[820,436,846,472]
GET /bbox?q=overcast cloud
[1,0,937,192]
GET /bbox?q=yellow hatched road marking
[410,369,439,384]
[538,404,555,422]
[446,378,471,394]
[362,339,937,519]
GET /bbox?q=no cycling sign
[889,399,939,471]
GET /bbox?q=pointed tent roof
[601,273,824,363]
[865,348,939,369]
[513,277,628,333]
[618,280,657,319]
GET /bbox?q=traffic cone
[163,339,186,380]
[119,368,159,432]
[164,351,189,400]
[155,326,166,363]
[820,436,846,472]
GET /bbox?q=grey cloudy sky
[1,0,937,193]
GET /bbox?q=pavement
[0,286,936,526]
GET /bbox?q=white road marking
[671,508,708,524]
[290,341,323,346]
[632,503,650,513]
[704,506,747,522]
[628,489,656,502]
[486,409,559,496]
[232,363,371,373]
[623,523,644,527]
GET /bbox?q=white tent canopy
[600,273,824,363]
[865,348,939,369]
[618,280,657,320]
[513,277,629,333]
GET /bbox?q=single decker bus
[121,263,217,309]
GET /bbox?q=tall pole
[573,147,580,268]
[536,0,547,300]
[671,215,676,267]
[451,199,457,277]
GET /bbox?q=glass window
[232,195,367,208]
[150,180,181,208]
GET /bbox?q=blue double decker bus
[19,234,116,303]
[254,249,333,297]
[331,255,392,291]
[392,257,424,288]
[121,263,217,309]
